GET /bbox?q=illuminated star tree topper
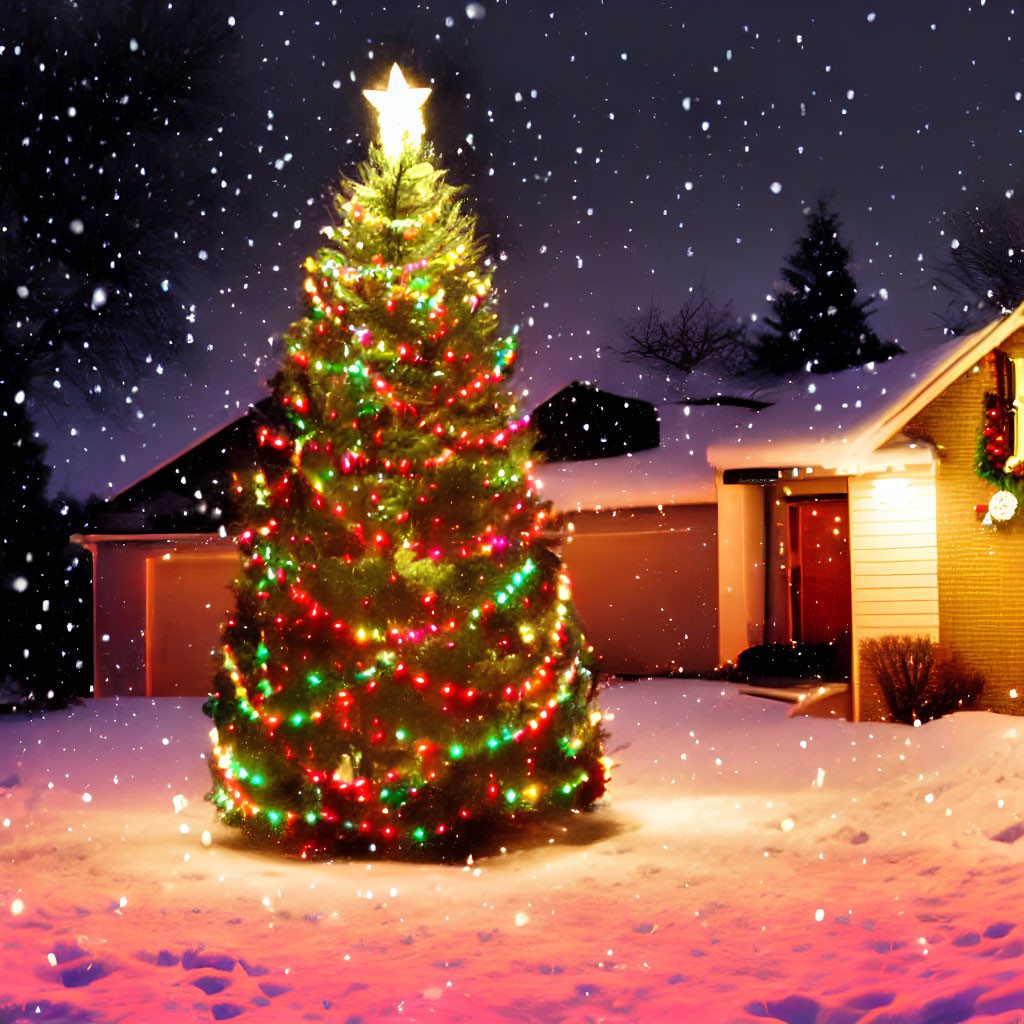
[363,63,432,158]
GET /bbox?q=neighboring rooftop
[537,400,742,511]
[92,398,280,533]
[541,308,1024,511]
[532,381,660,462]
[90,308,1024,524]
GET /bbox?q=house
[75,308,1024,717]
[537,397,734,678]
[707,307,1024,719]
[545,306,1024,718]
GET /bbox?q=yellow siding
[846,533,937,550]
[845,519,936,537]
[851,563,937,578]
[851,606,937,622]
[902,353,1024,704]
[854,596,939,613]
[855,612,941,627]
[850,573,938,588]
[848,470,938,636]
[848,469,939,719]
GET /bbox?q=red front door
[788,499,852,646]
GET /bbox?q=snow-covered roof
[707,307,1024,474]
[536,400,742,511]
[539,307,1024,512]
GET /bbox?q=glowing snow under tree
[203,64,607,857]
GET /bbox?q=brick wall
[903,354,1024,712]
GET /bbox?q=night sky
[39,0,1024,499]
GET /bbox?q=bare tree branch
[934,196,1024,333]
[618,282,750,376]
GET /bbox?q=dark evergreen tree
[0,0,245,402]
[0,373,92,705]
[754,200,901,374]
[0,1,245,703]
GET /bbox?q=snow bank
[2,681,1024,1023]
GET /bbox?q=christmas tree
[203,66,607,858]
[753,199,901,374]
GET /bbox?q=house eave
[860,306,1024,454]
[71,532,233,546]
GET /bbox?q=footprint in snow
[61,961,112,989]
[37,941,112,990]
[744,993,822,1023]
[238,959,270,977]
[993,940,1024,960]
[135,945,289,1011]
[183,948,236,972]
[842,991,895,1011]
[832,825,869,845]
[868,940,907,953]
[258,982,292,998]
[211,1005,246,1021]
[989,822,1024,844]
[192,976,232,995]
[0,1000,93,1022]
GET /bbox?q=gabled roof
[706,306,1024,474]
[93,397,278,532]
[540,308,1024,512]
[532,381,659,462]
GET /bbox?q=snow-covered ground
[2,680,1023,1024]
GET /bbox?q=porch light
[871,477,910,507]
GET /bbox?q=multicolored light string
[204,70,607,857]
